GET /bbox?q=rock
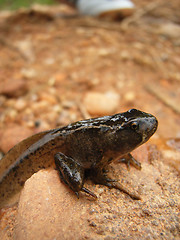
[31,100,51,114]
[124,91,135,102]
[14,169,95,240]
[14,98,27,111]
[38,92,57,105]
[152,138,180,174]
[157,22,180,39]
[12,144,180,240]
[0,79,27,98]
[84,91,120,116]
[21,68,37,78]
[0,125,33,153]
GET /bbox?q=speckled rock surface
[14,169,93,240]
[13,144,180,240]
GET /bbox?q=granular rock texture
[13,144,179,240]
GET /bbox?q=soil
[0,1,179,239]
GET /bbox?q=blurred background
[0,0,179,150]
[0,0,55,10]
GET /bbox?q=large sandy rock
[13,143,180,240]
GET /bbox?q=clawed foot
[90,169,141,200]
[119,153,141,170]
[54,151,141,200]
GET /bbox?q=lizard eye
[130,121,139,130]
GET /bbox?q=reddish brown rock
[14,169,95,240]
[0,79,27,97]
[13,145,180,240]
[0,125,33,153]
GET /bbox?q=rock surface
[14,169,93,240]
[13,144,180,240]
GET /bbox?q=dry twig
[145,84,180,114]
[0,37,28,61]
[121,0,166,30]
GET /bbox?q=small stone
[48,77,56,86]
[98,48,111,56]
[120,50,131,60]
[0,79,27,97]
[21,68,37,78]
[157,23,180,39]
[31,100,50,114]
[84,91,120,116]
[61,100,75,109]
[14,98,27,111]
[0,125,33,153]
[124,91,135,101]
[26,120,36,128]
[39,92,57,105]
[7,109,18,119]
[53,73,67,83]
[52,104,62,113]
[44,58,55,65]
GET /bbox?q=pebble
[61,100,75,109]
[98,48,112,56]
[52,104,62,113]
[14,98,27,111]
[0,79,27,97]
[124,91,135,102]
[7,109,18,119]
[157,23,180,39]
[44,58,55,65]
[21,68,37,78]
[53,73,67,83]
[83,91,120,116]
[39,92,57,105]
[31,100,50,114]
[0,125,33,153]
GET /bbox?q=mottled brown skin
[0,109,158,207]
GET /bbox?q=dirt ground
[0,0,179,239]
